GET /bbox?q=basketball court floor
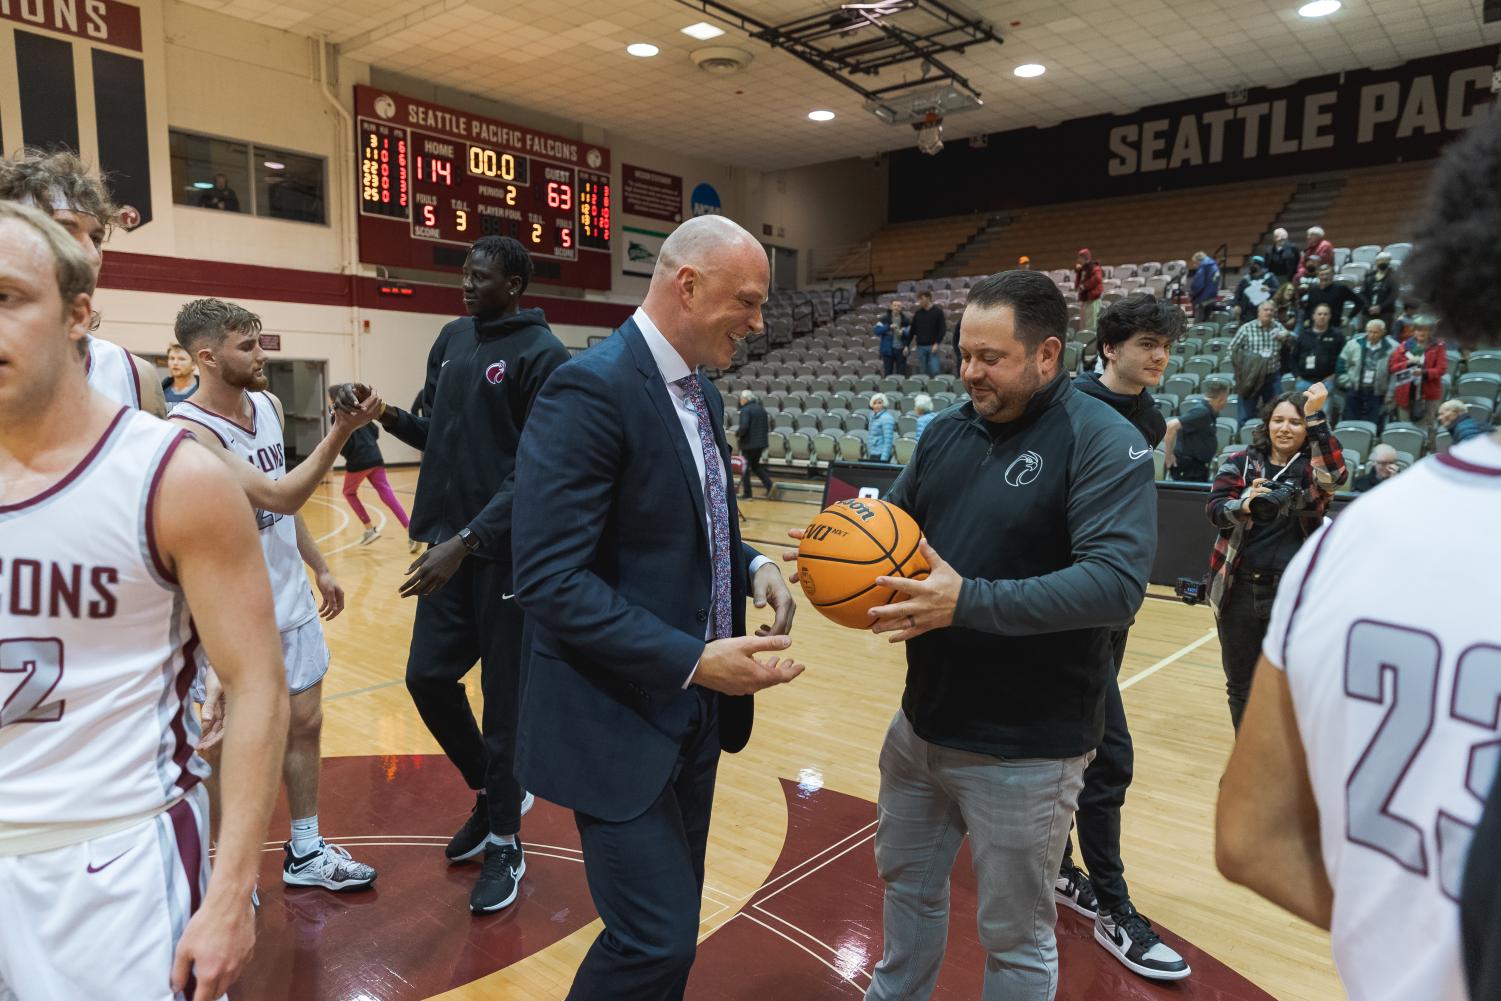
[251,468,1342,1001]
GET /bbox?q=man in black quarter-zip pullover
[853,270,1163,1000]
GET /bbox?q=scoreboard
[354,86,612,290]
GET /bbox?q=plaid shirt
[1205,414,1346,613]
[1228,319,1285,359]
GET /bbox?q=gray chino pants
[865,711,1089,1001]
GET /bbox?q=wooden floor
[293,467,1343,1001]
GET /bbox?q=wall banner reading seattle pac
[889,45,1499,220]
[622,226,668,279]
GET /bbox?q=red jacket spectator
[1295,230,1334,281]
[1388,331,1447,408]
[1074,249,1103,303]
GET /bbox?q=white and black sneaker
[1095,903,1191,981]
[1055,862,1098,917]
[469,842,525,914]
[282,840,377,892]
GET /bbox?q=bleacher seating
[1319,163,1435,258]
[824,215,990,291]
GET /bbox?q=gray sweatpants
[865,711,1089,1001]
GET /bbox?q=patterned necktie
[673,373,733,641]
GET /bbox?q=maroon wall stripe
[98,251,635,328]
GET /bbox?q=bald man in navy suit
[513,215,804,1000]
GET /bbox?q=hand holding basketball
[869,539,962,642]
[796,499,929,629]
[694,634,805,696]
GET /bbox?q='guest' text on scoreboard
[354,86,612,290]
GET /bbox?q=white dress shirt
[633,308,770,683]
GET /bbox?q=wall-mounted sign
[621,164,682,223]
[0,0,143,51]
[622,226,668,279]
[690,182,722,217]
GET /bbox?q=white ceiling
[182,0,1500,171]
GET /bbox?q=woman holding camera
[1205,382,1346,730]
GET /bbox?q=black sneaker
[1055,862,1098,917]
[1095,903,1191,981]
[446,795,490,863]
[469,842,526,914]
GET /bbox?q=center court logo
[485,361,507,385]
[1004,451,1044,487]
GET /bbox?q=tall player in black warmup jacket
[334,236,569,914]
[1066,292,1190,981]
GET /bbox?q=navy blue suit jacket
[512,318,761,822]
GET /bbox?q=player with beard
[169,298,384,893]
[796,270,1157,1000]
[330,236,570,914]
[0,203,288,1000]
[0,148,166,416]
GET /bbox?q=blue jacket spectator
[868,393,896,461]
[1440,400,1487,444]
[1190,251,1220,319]
[875,302,912,377]
[912,393,936,441]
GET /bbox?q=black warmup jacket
[386,307,569,560]
[885,373,1157,759]
[1073,371,1166,447]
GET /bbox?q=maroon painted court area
[235,757,1274,1001]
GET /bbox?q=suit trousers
[1059,627,1134,914]
[404,555,524,835]
[740,447,774,496]
[566,687,721,1001]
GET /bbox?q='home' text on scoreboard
[354,86,612,290]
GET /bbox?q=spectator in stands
[1439,399,1487,445]
[1393,299,1421,340]
[1077,292,1179,449]
[1336,318,1397,426]
[1164,383,1230,483]
[1388,314,1446,449]
[1266,227,1299,283]
[875,299,911,377]
[1075,249,1104,331]
[1295,226,1334,282]
[1018,256,1033,270]
[1190,251,1220,321]
[1229,301,1292,426]
[1361,251,1400,332]
[161,342,199,407]
[736,390,775,499]
[868,393,896,462]
[1292,303,1345,392]
[1299,264,1365,328]
[1206,383,1346,729]
[1271,278,1299,327]
[912,394,936,440]
[911,290,947,377]
[1233,256,1279,323]
[1352,443,1401,493]
[197,172,241,212]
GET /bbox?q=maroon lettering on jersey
[6,558,42,616]
[255,444,285,473]
[0,559,121,619]
[89,567,119,619]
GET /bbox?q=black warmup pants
[1215,571,1281,731]
[566,688,720,1001]
[1062,625,1135,914]
[404,555,524,835]
[740,448,773,496]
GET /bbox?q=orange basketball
[797,499,930,629]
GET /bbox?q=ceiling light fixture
[681,21,725,40]
[808,109,836,121]
[263,160,285,170]
[626,42,659,57]
[1298,0,1340,15]
[1014,63,1046,78]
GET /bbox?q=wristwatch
[457,528,481,553]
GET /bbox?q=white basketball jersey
[0,409,206,852]
[84,335,141,410]
[1264,433,1501,1001]
[170,392,317,632]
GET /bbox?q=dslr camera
[1247,480,1300,521]
[1175,576,1208,606]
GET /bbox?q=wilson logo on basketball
[485,361,507,385]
